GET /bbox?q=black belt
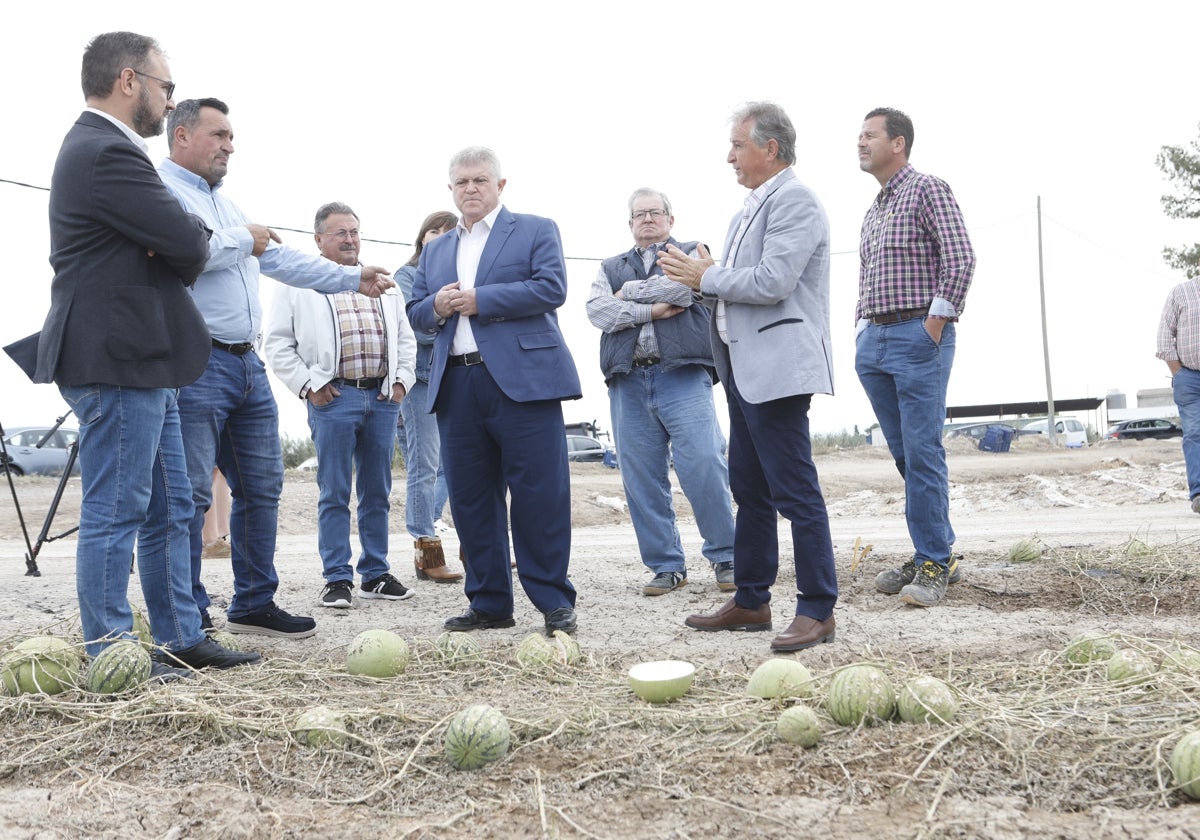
[212,339,254,356]
[868,307,929,326]
[332,377,384,389]
[448,351,484,367]
[631,357,660,368]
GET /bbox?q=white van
[1020,417,1088,447]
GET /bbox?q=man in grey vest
[586,188,736,596]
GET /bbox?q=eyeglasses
[319,229,361,241]
[631,209,669,221]
[132,69,175,100]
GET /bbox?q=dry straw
[2,543,1199,834]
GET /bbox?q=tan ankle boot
[415,537,463,583]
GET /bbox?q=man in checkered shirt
[1156,277,1200,514]
[854,106,976,608]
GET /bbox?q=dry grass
[3,625,1199,824]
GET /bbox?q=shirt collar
[746,171,783,207]
[85,107,148,155]
[637,239,669,255]
[882,162,915,194]
[457,203,504,237]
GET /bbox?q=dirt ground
[1,435,1199,838]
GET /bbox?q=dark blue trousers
[724,371,837,620]
[438,363,576,617]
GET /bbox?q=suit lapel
[474,207,515,285]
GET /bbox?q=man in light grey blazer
[659,101,838,652]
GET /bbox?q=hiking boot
[321,579,353,609]
[1192,496,1200,515]
[713,561,736,592]
[642,571,687,596]
[899,561,950,607]
[875,555,961,594]
[226,603,317,638]
[361,573,415,601]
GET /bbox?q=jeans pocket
[60,385,102,426]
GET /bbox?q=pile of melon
[741,658,959,749]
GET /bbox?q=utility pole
[1037,196,1057,445]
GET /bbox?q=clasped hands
[433,282,478,318]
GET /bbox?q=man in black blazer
[31,32,257,673]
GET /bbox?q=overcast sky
[3,1,1198,442]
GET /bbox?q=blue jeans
[608,364,734,574]
[1172,367,1200,499]
[724,374,837,619]
[177,349,283,618]
[309,385,400,583]
[59,384,205,657]
[400,369,448,539]
[855,319,956,567]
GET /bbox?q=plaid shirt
[333,292,388,380]
[1157,278,1200,370]
[856,163,975,322]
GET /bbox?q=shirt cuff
[928,297,957,319]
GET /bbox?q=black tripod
[1,411,79,577]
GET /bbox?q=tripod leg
[27,441,81,576]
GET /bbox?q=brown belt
[869,307,929,326]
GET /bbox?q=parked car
[945,422,1018,442]
[1104,418,1183,441]
[566,434,611,463]
[1,426,81,476]
[1019,417,1088,447]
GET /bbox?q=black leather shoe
[544,607,577,635]
[443,608,516,631]
[160,637,262,670]
[149,661,196,683]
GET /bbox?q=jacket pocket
[757,317,804,333]
[106,286,171,361]
[518,331,561,351]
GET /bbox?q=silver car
[1,426,81,476]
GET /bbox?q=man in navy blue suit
[408,147,582,635]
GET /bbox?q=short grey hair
[627,188,672,218]
[730,101,797,166]
[449,146,502,181]
[314,202,358,233]
[166,97,228,151]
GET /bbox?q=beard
[132,86,165,138]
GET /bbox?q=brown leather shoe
[684,597,772,632]
[415,537,463,583]
[770,614,836,651]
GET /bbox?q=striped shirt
[1157,278,1200,370]
[856,163,975,322]
[333,292,388,381]
[585,242,697,360]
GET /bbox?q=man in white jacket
[265,203,418,608]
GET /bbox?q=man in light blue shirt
[160,97,394,639]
